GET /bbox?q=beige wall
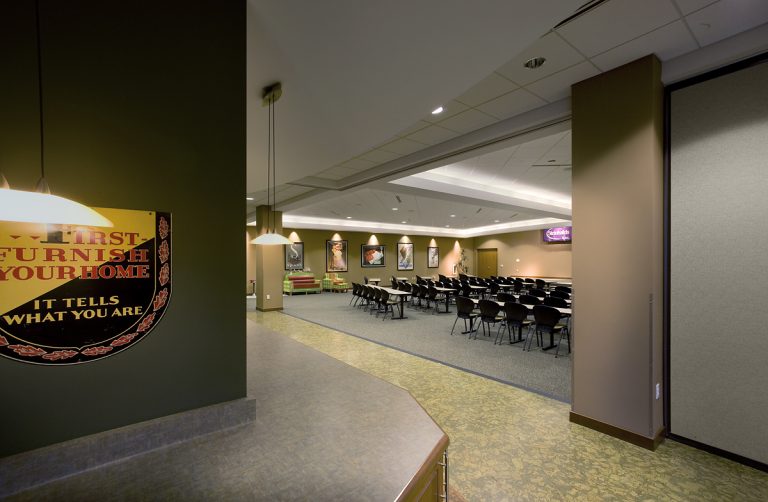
[571,55,664,444]
[280,229,474,285]
[474,230,572,278]
[246,227,574,288]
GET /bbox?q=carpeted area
[282,291,572,402]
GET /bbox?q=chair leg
[451,317,459,336]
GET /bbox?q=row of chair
[348,283,401,320]
[452,297,571,357]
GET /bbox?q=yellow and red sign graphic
[0,208,172,365]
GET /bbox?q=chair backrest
[455,296,475,316]
[519,294,541,306]
[419,284,429,298]
[512,282,523,293]
[535,279,547,289]
[438,274,447,282]
[489,283,500,294]
[497,292,515,303]
[364,276,369,284]
[390,276,397,288]
[504,302,528,324]
[460,283,472,297]
[533,305,561,330]
[549,290,570,300]
[373,288,382,302]
[478,299,501,321]
[427,285,438,300]
[529,288,547,298]
[524,278,535,283]
[555,285,572,294]
[544,297,568,308]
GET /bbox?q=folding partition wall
[668,55,768,467]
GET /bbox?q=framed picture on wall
[397,242,414,271]
[326,240,348,272]
[427,246,439,268]
[284,242,304,270]
[361,244,386,267]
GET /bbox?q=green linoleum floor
[248,311,768,502]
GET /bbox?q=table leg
[541,332,557,350]
[392,295,408,320]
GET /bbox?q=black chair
[364,276,369,284]
[518,294,541,306]
[524,278,535,284]
[349,283,360,306]
[451,296,477,336]
[529,305,567,353]
[487,282,500,299]
[369,288,382,314]
[427,285,444,314]
[512,282,524,294]
[476,300,504,339]
[496,292,515,303]
[529,288,547,298]
[496,302,531,345]
[550,290,570,300]
[544,297,568,308]
[390,276,398,288]
[555,285,572,294]
[535,279,547,291]
[418,284,430,309]
[377,290,400,320]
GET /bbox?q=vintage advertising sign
[543,226,572,243]
[0,208,171,365]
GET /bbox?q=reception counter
[2,321,448,500]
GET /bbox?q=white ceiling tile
[476,88,548,120]
[396,120,432,137]
[590,20,699,71]
[524,61,601,102]
[685,0,768,47]
[341,158,378,170]
[360,148,402,164]
[495,32,587,86]
[423,100,469,123]
[379,137,429,156]
[556,0,680,57]
[455,73,519,107]
[674,0,719,15]
[407,124,460,145]
[437,109,498,134]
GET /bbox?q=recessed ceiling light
[401,220,407,224]
[346,216,352,219]
[494,219,500,223]
[450,214,455,218]
[431,106,444,115]
[524,57,546,69]
[392,207,398,211]
[246,197,254,201]
[445,225,450,228]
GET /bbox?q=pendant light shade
[0,0,113,228]
[251,81,291,246]
[251,231,292,245]
[0,188,114,227]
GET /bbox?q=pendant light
[251,82,291,245]
[0,0,113,228]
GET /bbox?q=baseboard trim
[570,412,665,451]
[668,433,768,473]
[257,307,283,312]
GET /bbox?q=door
[476,248,497,278]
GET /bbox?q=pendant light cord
[35,0,46,180]
[267,95,271,233]
[271,91,277,234]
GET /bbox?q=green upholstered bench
[283,272,322,295]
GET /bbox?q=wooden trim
[396,434,449,502]
[256,307,283,312]
[570,412,665,451]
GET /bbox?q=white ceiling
[246,0,768,237]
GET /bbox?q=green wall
[0,0,246,456]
